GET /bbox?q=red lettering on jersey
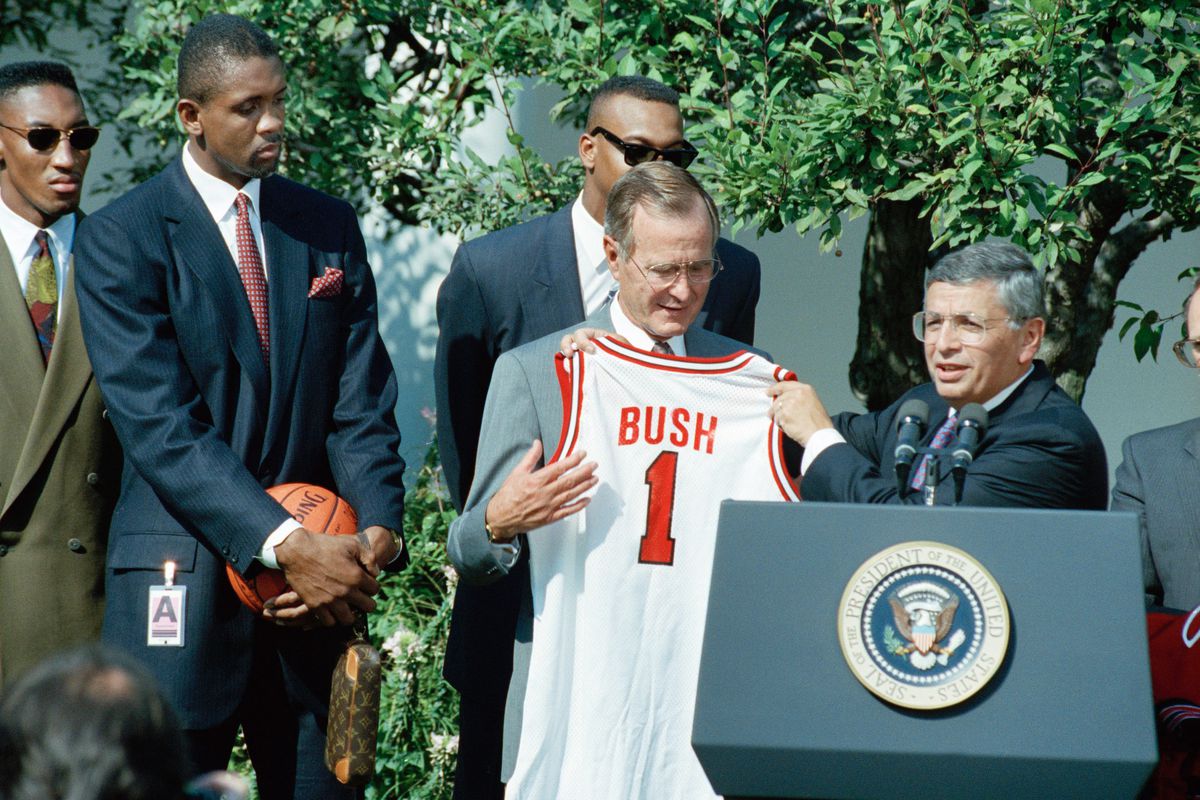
[618,407,639,445]
[669,408,690,447]
[694,413,717,454]
[618,406,718,453]
[645,406,665,445]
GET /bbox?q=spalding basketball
[227,483,358,613]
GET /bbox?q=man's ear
[177,98,203,137]
[579,132,596,174]
[603,234,621,280]
[1020,317,1046,364]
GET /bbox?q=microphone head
[958,403,988,435]
[896,399,930,431]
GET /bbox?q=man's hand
[767,380,834,447]
[559,328,627,356]
[361,524,403,570]
[268,528,380,627]
[483,440,598,542]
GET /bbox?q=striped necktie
[651,340,674,356]
[910,412,957,490]
[25,229,57,364]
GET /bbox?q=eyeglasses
[589,127,698,169]
[629,255,721,289]
[0,123,101,152]
[1173,338,1200,368]
[912,311,1017,345]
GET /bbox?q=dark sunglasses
[589,126,698,169]
[0,123,101,152]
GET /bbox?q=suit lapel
[0,242,43,429]
[1179,427,1200,559]
[0,238,44,512]
[525,205,586,334]
[259,176,308,443]
[165,159,270,405]
[4,259,96,517]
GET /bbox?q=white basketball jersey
[506,336,800,800]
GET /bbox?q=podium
[692,502,1157,799]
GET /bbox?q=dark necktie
[910,412,957,489]
[651,340,674,356]
[234,193,270,360]
[25,230,57,364]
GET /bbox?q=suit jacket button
[68,538,84,552]
[86,472,100,486]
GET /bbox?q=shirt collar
[182,142,262,223]
[0,194,76,269]
[608,291,687,356]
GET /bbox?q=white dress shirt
[181,144,296,568]
[571,195,617,316]
[0,196,74,322]
[800,365,1036,474]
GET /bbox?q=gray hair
[604,162,719,259]
[926,242,1044,323]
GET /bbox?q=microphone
[893,399,929,494]
[951,403,988,501]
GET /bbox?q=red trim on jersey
[594,336,754,375]
[768,423,802,501]
[549,351,585,465]
[773,365,797,382]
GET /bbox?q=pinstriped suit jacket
[73,156,407,727]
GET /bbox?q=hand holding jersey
[482,442,598,543]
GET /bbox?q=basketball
[226,483,358,613]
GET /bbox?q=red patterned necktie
[234,193,270,360]
[25,229,57,364]
[651,340,674,355]
[910,412,957,490]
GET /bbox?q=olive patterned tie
[25,229,57,364]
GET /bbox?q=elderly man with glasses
[434,75,762,798]
[1112,278,1200,611]
[448,162,776,799]
[769,241,1108,509]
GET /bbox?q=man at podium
[768,242,1107,509]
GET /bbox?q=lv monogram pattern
[234,193,270,360]
[910,412,957,489]
[26,229,56,364]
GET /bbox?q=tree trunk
[850,199,934,411]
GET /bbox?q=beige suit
[0,231,121,688]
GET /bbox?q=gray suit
[447,304,765,772]
[1112,418,1200,610]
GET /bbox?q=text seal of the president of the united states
[838,541,1010,710]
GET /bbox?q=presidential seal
[837,541,1009,710]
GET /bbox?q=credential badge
[837,541,1009,710]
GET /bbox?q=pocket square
[309,267,344,298]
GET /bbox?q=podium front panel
[693,502,1156,799]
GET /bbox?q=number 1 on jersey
[639,451,678,565]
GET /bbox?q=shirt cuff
[492,537,521,569]
[258,520,303,569]
[801,428,846,475]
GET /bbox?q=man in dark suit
[435,75,762,797]
[0,61,121,689]
[448,162,767,790]
[769,242,1107,509]
[1112,280,1200,610]
[73,16,406,799]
